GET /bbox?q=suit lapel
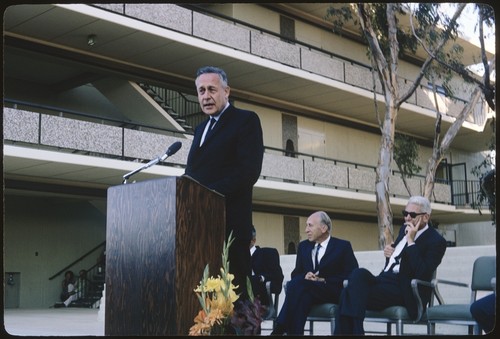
[204,119,217,144]
[318,237,334,270]
[202,105,232,146]
[193,120,208,148]
[305,241,315,271]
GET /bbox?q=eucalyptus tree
[326,3,495,248]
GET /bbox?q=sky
[449,3,495,50]
[437,3,495,78]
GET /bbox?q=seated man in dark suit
[271,211,359,335]
[249,226,284,315]
[470,292,495,334]
[334,195,447,335]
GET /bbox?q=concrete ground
[2,307,479,336]
[3,308,104,336]
[3,246,494,336]
[2,308,279,336]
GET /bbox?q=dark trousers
[470,293,495,334]
[276,277,341,335]
[334,268,405,335]
[250,277,269,306]
[228,237,252,300]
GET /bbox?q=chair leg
[428,323,435,335]
[395,320,403,335]
[387,322,392,335]
[309,320,314,335]
[330,318,335,335]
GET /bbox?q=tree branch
[357,4,391,89]
[399,3,466,105]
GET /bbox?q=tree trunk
[423,86,483,198]
[359,3,400,249]
[376,99,398,248]
[423,150,441,200]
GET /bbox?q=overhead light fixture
[87,34,97,46]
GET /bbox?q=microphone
[160,141,182,161]
[122,141,182,184]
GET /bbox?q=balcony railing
[93,3,491,128]
[3,100,489,209]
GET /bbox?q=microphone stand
[122,141,181,184]
[122,153,169,184]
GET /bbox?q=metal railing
[3,100,488,209]
[177,3,488,126]
[48,241,105,281]
[146,85,205,129]
[451,179,485,207]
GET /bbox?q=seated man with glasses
[334,195,447,335]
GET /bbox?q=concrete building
[3,3,495,311]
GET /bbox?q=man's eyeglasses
[402,210,427,218]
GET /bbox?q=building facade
[3,3,495,308]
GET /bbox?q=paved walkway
[3,308,105,337]
[2,307,477,336]
[5,307,484,337]
[3,308,283,337]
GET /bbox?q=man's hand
[404,216,422,245]
[305,272,325,283]
[384,244,395,258]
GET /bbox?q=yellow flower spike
[228,289,239,303]
[190,232,245,336]
[205,278,218,292]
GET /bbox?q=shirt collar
[415,224,429,241]
[212,102,229,121]
[317,236,330,249]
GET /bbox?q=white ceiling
[3,4,493,153]
[3,4,494,225]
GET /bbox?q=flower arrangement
[189,232,263,336]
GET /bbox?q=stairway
[68,268,105,309]
[137,82,194,131]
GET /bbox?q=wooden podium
[105,176,225,335]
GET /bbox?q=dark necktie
[385,241,408,273]
[200,118,216,146]
[207,117,216,131]
[314,244,321,271]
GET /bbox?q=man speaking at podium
[185,66,264,300]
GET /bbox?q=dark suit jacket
[292,236,359,294]
[385,224,447,319]
[185,104,264,241]
[250,246,284,304]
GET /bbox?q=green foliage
[327,4,421,60]
[394,133,422,178]
[325,5,356,34]
[325,3,468,97]
[471,118,496,225]
[476,4,495,27]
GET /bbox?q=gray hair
[196,66,228,87]
[317,211,332,232]
[408,195,432,214]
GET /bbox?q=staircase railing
[48,241,105,281]
[72,261,106,308]
[145,85,204,129]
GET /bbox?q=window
[436,159,449,183]
[427,82,446,95]
[280,15,295,43]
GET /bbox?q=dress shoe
[270,323,286,335]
